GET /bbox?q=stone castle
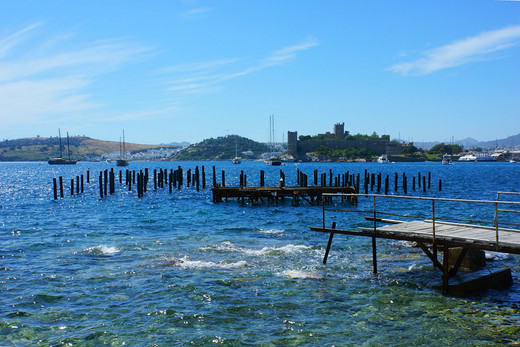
[287,123,401,160]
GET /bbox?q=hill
[0,136,179,161]
[172,135,270,160]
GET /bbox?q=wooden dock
[211,185,357,205]
[311,192,520,295]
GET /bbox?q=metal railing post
[495,201,499,251]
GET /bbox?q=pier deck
[310,192,520,295]
[313,220,520,255]
[212,185,357,204]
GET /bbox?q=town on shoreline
[1,123,519,163]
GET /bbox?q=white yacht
[377,154,389,164]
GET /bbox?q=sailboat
[48,129,78,165]
[265,114,281,166]
[232,137,241,164]
[116,130,130,166]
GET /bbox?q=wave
[168,256,248,270]
[281,270,324,280]
[255,228,284,234]
[200,241,313,256]
[79,245,120,256]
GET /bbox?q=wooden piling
[99,173,103,199]
[71,179,74,196]
[104,170,108,197]
[202,166,206,189]
[59,176,64,198]
[53,178,58,200]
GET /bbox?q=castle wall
[296,139,389,157]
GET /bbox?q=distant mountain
[415,134,520,150]
[0,136,180,161]
[165,141,190,147]
[479,134,520,149]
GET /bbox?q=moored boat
[48,129,78,165]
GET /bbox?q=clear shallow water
[1,161,520,345]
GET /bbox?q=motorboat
[377,154,389,164]
[441,154,452,165]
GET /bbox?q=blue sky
[1,1,519,145]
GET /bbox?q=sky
[0,1,519,145]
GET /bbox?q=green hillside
[173,135,269,160]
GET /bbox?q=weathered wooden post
[394,172,398,192]
[221,170,226,187]
[418,172,421,188]
[428,172,431,189]
[76,176,80,195]
[439,179,442,191]
[356,173,360,193]
[99,173,103,199]
[371,173,375,191]
[314,169,318,186]
[53,178,58,200]
[377,173,381,193]
[81,174,84,194]
[403,174,408,194]
[212,166,217,187]
[260,170,265,187]
[202,166,206,189]
[195,166,200,192]
[104,170,108,197]
[87,169,90,183]
[59,176,63,198]
[384,175,389,195]
[423,176,426,193]
[154,169,157,191]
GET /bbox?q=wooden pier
[211,185,357,205]
[311,192,520,295]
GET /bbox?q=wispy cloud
[0,23,152,127]
[182,7,212,20]
[389,24,520,75]
[164,37,318,94]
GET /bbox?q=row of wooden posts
[52,166,442,200]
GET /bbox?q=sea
[1,160,520,346]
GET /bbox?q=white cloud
[389,24,520,75]
[182,7,212,19]
[164,38,319,94]
[0,23,152,127]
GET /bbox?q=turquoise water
[1,161,520,345]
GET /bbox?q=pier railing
[321,193,520,250]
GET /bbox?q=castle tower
[334,123,345,139]
[288,131,298,157]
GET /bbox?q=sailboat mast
[58,128,63,158]
[67,132,71,160]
